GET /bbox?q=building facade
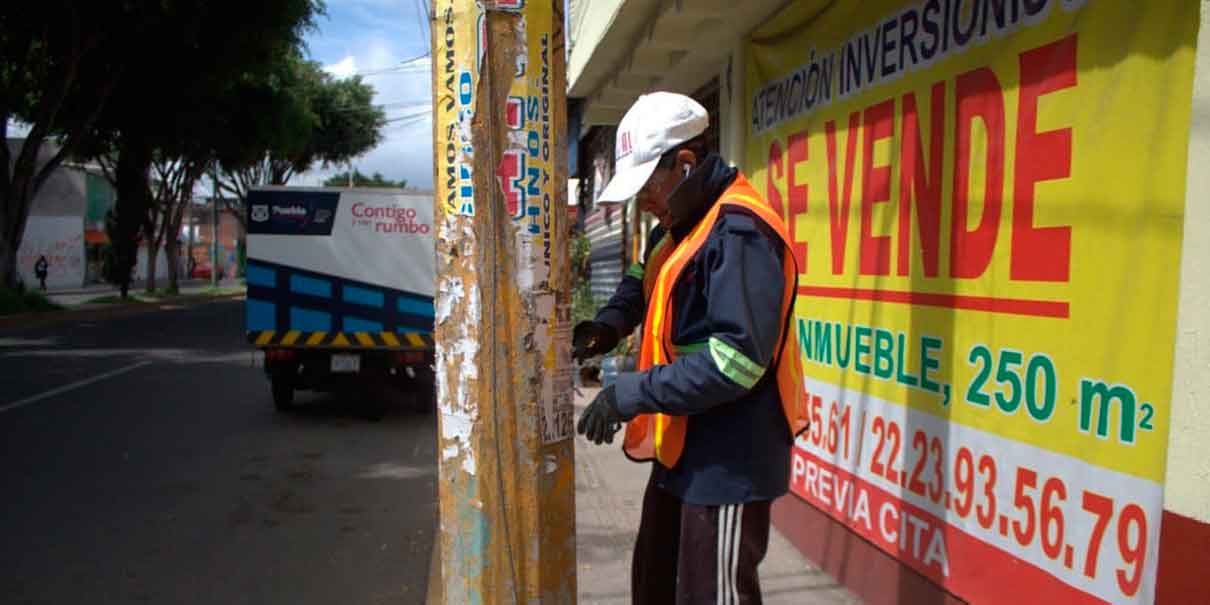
[9,139,115,289]
[187,198,244,280]
[567,2,1210,604]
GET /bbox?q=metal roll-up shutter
[585,204,625,305]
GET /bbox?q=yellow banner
[745,1,1198,603]
[433,0,482,218]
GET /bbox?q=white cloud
[300,28,434,189]
[323,56,358,79]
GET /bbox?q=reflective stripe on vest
[621,174,809,468]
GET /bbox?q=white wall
[567,0,627,93]
[29,165,87,217]
[132,245,176,283]
[1163,0,1210,523]
[720,38,747,167]
[17,216,85,289]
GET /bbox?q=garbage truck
[244,186,435,417]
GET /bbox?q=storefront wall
[734,1,1207,604]
[1155,3,1210,603]
[570,2,1207,602]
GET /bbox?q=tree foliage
[0,1,324,292]
[215,55,386,227]
[0,3,131,288]
[322,169,407,189]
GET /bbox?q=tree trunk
[0,240,18,291]
[164,237,179,294]
[1,145,43,290]
[164,191,190,295]
[113,132,153,299]
[145,243,158,294]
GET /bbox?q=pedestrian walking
[574,92,809,605]
[34,255,48,291]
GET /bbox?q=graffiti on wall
[17,217,85,289]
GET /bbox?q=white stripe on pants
[717,503,744,605]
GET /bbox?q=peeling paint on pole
[431,0,575,602]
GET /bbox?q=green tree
[82,1,323,297]
[323,169,407,189]
[0,3,132,289]
[2,1,323,293]
[215,55,387,229]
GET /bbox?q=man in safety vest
[574,92,808,604]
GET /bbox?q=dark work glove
[577,385,626,445]
[572,321,619,363]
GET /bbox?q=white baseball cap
[596,92,708,203]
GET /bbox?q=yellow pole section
[430,0,576,603]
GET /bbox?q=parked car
[191,261,224,280]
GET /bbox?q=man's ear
[675,149,697,175]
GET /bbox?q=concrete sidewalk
[574,386,861,604]
[45,278,243,307]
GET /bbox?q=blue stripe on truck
[290,274,332,299]
[397,296,435,318]
[246,299,276,331]
[343,317,383,333]
[246,264,276,288]
[290,308,332,332]
[343,285,385,308]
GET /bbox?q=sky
[297,0,435,189]
[5,2,437,189]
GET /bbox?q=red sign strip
[798,286,1070,319]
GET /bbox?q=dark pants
[631,478,771,605]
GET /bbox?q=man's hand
[577,385,627,445]
[572,321,619,363]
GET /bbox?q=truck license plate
[331,354,360,373]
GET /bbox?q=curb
[0,292,246,331]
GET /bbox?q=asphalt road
[0,300,438,604]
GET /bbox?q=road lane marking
[0,361,152,415]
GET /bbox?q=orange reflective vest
[622,174,809,468]
[641,234,675,302]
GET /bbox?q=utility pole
[186,201,195,278]
[211,176,219,287]
[429,0,575,603]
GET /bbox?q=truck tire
[271,376,296,412]
[409,371,436,414]
[361,388,386,422]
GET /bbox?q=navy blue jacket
[595,155,792,506]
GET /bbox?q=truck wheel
[361,391,386,422]
[271,376,296,411]
[409,371,436,414]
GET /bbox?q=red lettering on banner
[951,67,1005,279]
[898,82,945,277]
[1013,34,1076,282]
[787,130,809,269]
[860,99,895,275]
[826,112,861,275]
[766,140,785,217]
[767,36,1076,300]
